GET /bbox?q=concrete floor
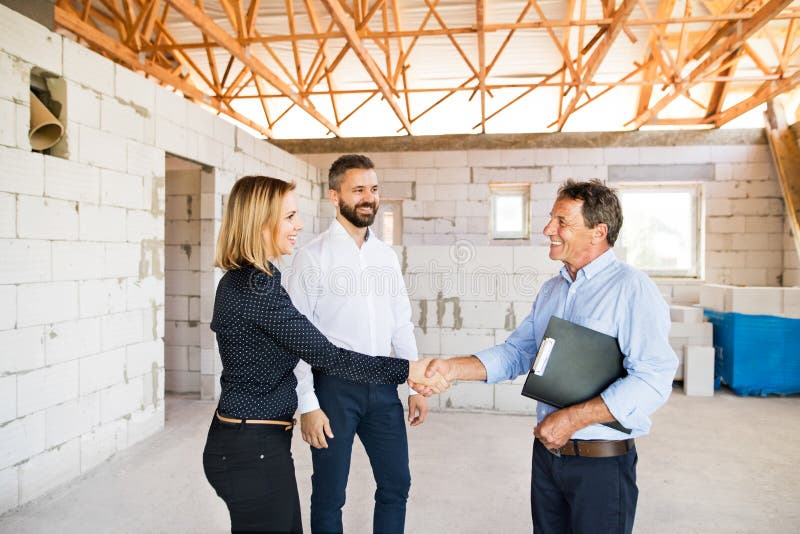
[0,387,798,533]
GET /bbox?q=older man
[419,179,678,534]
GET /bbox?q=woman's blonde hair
[215,175,296,274]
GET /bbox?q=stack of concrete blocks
[700,284,800,317]
[396,244,559,414]
[0,5,320,515]
[668,305,715,396]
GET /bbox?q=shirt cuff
[474,346,504,384]
[297,391,320,414]
[600,380,637,430]
[408,387,420,396]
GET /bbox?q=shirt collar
[559,247,617,283]
[329,218,372,244]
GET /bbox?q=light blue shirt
[476,249,678,440]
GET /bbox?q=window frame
[374,199,403,246]
[489,182,531,241]
[615,181,704,279]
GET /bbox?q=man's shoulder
[605,258,661,298]
[293,230,330,262]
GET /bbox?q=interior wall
[0,4,322,515]
[164,159,203,394]
[299,137,788,289]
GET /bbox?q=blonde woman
[203,175,446,533]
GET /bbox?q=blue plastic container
[703,310,800,396]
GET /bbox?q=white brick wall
[18,438,80,503]
[17,361,79,416]
[0,413,46,471]
[45,394,100,448]
[0,375,16,424]
[17,281,79,327]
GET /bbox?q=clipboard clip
[532,337,555,376]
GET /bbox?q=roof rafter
[629,0,794,129]
[165,0,341,136]
[54,3,273,138]
[319,0,412,134]
[556,0,637,131]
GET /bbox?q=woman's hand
[408,357,450,395]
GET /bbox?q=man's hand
[407,395,428,427]
[408,356,488,396]
[533,408,582,450]
[534,397,617,449]
[300,409,333,449]
[408,357,449,395]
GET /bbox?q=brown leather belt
[215,411,295,430]
[548,439,634,458]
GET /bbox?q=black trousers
[531,439,638,534]
[203,416,302,533]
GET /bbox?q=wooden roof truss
[54,0,800,138]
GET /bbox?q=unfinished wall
[0,5,321,515]
[164,161,202,394]
[299,137,786,288]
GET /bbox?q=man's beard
[339,199,379,228]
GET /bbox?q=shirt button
[260,454,264,459]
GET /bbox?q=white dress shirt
[287,219,419,414]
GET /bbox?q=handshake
[407,357,455,395]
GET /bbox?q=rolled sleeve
[600,278,678,431]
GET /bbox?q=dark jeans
[531,439,638,534]
[310,373,410,534]
[203,416,302,533]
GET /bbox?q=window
[617,183,702,277]
[490,183,530,240]
[374,200,403,245]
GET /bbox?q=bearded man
[287,154,426,534]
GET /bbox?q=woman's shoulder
[220,264,283,300]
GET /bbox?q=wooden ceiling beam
[389,0,412,123]
[706,47,744,118]
[556,0,637,130]
[476,0,486,134]
[304,0,387,95]
[303,0,341,126]
[139,10,800,52]
[711,68,800,126]
[629,0,794,129]
[636,0,678,117]
[531,0,579,81]
[689,0,761,61]
[54,4,273,138]
[423,0,481,80]
[165,0,340,136]
[320,0,412,134]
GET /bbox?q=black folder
[521,316,631,434]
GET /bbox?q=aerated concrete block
[683,346,715,397]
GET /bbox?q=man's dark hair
[557,179,623,246]
[328,154,374,191]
